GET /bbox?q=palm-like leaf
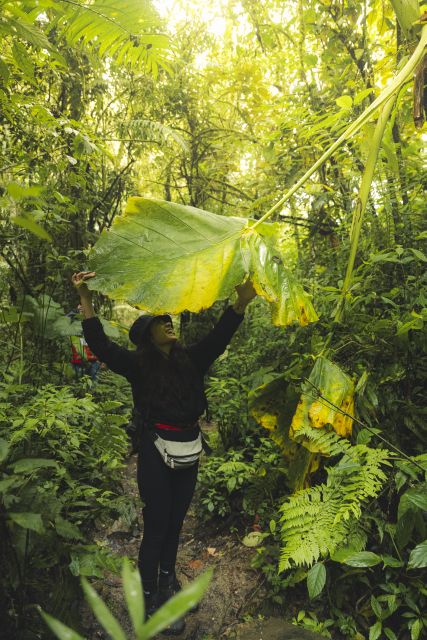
[87,197,318,326]
[55,0,170,74]
[0,0,170,75]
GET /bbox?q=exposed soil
[80,455,325,640]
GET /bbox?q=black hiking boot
[144,590,159,620]
[159,572,201,612]
[158,572,188,635]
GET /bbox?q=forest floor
[80,454,325,640]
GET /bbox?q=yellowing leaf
[290,357,355,440]
[88,198,318,326]
[249,377,317,490]
[249,376,300,452]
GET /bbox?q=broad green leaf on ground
[87,197,318,327]
[290,357,355,439]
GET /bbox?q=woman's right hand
[71,271,96,298]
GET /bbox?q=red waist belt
[154,422,197,432]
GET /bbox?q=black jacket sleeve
[82,317,139,380]
[187,306,244,376]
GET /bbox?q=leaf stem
[334,94,397,322]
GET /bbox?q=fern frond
[278,445,391,570]
[293,423,351,456]
[125,119,188,151]
[217,460,254,475]
[57,0,170,73]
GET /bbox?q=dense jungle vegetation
[0,0,426,638]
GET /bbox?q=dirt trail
[81,455,325,640]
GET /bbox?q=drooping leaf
[9,512,45,534]
[307,562,326,599]
[88,197,318,327]
[249,376,300,450]
[11,215,52,242]
[290,357,355,439]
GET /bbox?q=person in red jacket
[72,270,256,635]
[69,304,102,380]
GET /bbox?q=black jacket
[82,306,243,427]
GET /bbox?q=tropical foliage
[1,0,426,637]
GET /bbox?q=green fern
[278,445,391,570]
[293,423,351,456]
[126,119,188,151]
[0,1,170,76]
[56,0,170,74]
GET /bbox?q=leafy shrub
[0,376,135,637]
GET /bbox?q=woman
[72,271,257,635]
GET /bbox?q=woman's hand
[233,279,257,314]
[71,271,96,299]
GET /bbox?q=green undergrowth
[0,371,136,639]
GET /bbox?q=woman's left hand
[235,279,257,304]
[233,279,257,314]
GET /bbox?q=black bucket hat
[129,314,172,346]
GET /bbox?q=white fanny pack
[153,432,203,469]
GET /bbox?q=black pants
[137,429,198,592]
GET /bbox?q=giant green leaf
[88,198,318,326]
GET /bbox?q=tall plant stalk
[334,95,398,322]
[252,24,427,229]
